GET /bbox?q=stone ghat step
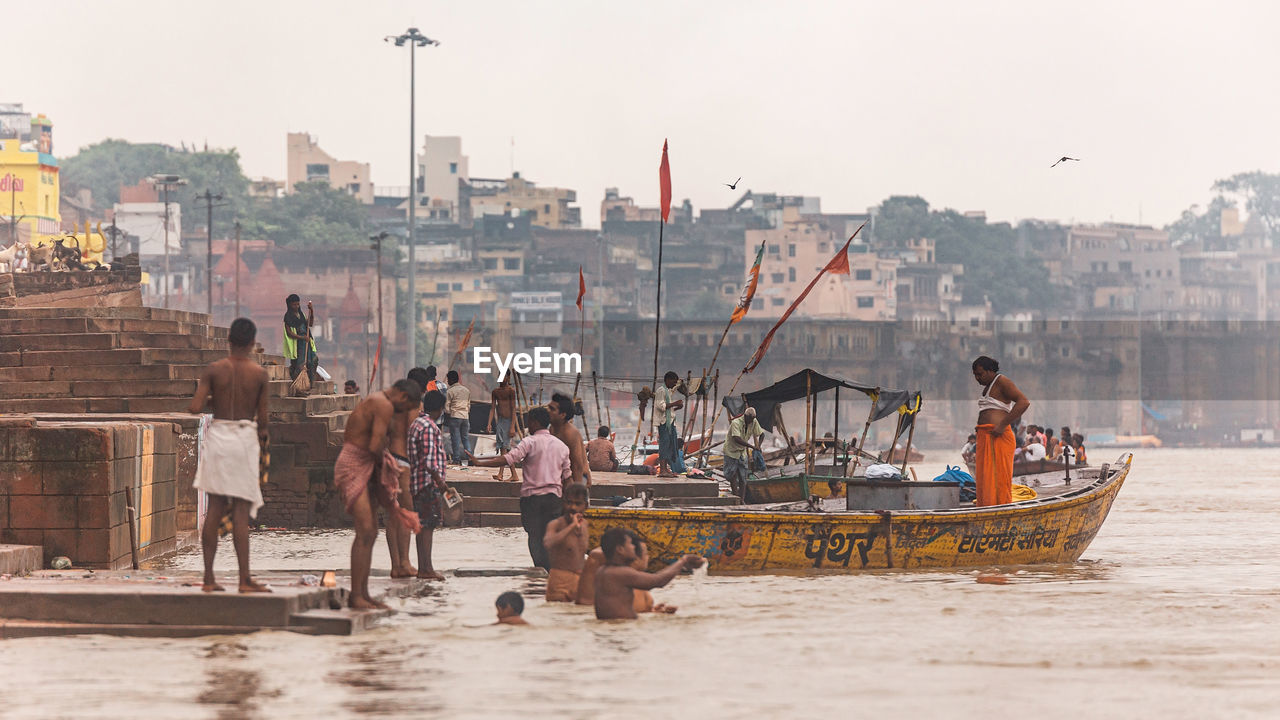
[0,582,334,627]
[0,317,229,338]
[0,619,323,639]
[0,306,214,324]
[0,390,352,414]
[0,332,229,353]
[1,348,280,368]
[0,377,332,400]
[461,512,523,528]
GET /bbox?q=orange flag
[730,240,766,325]
[744,223,864,373]
[577,265,586,311]
[659,139,672,223]
[457,317,476,355]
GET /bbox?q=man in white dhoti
[189,318,272,593]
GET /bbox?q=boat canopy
[724,368,921,433]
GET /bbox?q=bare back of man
[189,338,270,595]
[553,423,589,486]
[386,406,420,578]
[493,385,516,419]
[344,392,394,452]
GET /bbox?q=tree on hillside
[242,182,371,248]
[1212,171,1280,242]
[1166,195,1234,247]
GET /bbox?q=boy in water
[631,535,677,614]
[594,527,703,620]
[575,547,605,606]
[543,483,590,601]
[495,591,528,625]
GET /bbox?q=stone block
[108,491,128,526]
[0,351,19,366]
[7,428,38,462]
[42,528,77,561]
[35,426,113,462]
[150,509,176,543]
[153,453,177,482]
[0,380,73,399]
[151,480,176,514]
[0,494,7,527]
[111,458,139,493]
[77,496,110,529]
[151,424,177,456]
[0,333,115,352]
[109,523,133,561]
[0,462,41,494]
[42,462,111,495]
[75,529,111,565]
[1,528,44,547]
[85,397,131,413]
[9,494,77,529]
[112,426,140,457]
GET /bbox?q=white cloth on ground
[193,418,263,519]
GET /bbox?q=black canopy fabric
[723,368,922,434]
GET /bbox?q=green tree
[1212,171,1280,241]
[242,182,371,248]
[1166,195,1234,247]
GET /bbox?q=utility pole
[149,174,186,309]
[233,220,242,318]
[386,27,440,370]
[193,188,225,317]
[370,232,387,387]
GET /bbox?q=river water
[1,448,1277,719]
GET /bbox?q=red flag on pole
[743,223,865,373]
[577,265,586,311]
[457,317,476,355]
[730,240,766,325]
[659,139,672,223]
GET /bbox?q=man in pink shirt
[468,406,570,569]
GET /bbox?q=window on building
[174,275,183,289]
[436,283,449,291]
[474,279,481,290]
[1119,261,1133,273]
[503,258,520,270]
[819,242,829,251]
[768,244,780,254]
[1018,346,1026,358]
[450,162,458,174]
[1062,346,1071,357]
[544,204,551,214]
[305,163,329,181]
[771,273,785,283]
[855,269,872,281]
[1145,269,1151,277]
[483,258,498,270]
[788,244,796,257]
[970,317,980,327]
[788,267,796,282]
[772,297,785,306]
[857,297,874,308]
[348,183,360,194]
[452,283,463,291]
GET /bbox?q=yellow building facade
[0,114,59,243]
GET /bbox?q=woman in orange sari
[972,356,1030,506]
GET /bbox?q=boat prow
[585,454,1132,573]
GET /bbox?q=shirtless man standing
[334,379,423,609]
[488,378,517,480]
[549,392,590,486]
[381,368,435,579]
[189,318,271,594]
[594,528,703,620]
[542,483,589,601]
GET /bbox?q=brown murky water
[2,448,1278,719]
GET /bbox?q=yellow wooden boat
[586,454,1131,572]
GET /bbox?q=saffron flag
[743,223,865,373]
[659,139,672,223]
[368,335,382,389]
[457,317,476,355]
[577,265,586,311]
[730,240,766,325]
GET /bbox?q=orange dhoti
[974,424,1014,506]
[545,568,581,602]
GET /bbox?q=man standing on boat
[655,371,684,478]
[723,406,764,498]
[972,356,1030,506]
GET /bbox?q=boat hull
[964,458,1087,477]
[586,456,1130,572]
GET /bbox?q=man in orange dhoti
[972,356,1030,507]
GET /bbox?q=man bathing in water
[630,536,677,614]
[495,591,528,626]
[189,318,272,594]
[543,483,590,601]
[335,379,424,609]
[383,368,432,579]
[972,356,1030,507]
[594,527,703,620]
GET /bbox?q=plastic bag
[316,366,332,382]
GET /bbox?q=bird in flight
[1050,156,1080,168]
[724,177,741,190]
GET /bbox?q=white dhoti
[194,419,264,519]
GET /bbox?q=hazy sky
[12,1,1280,228]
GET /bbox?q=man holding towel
[189,318,272,593]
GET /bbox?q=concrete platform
[0,569,431,639]
[0,545,41,575]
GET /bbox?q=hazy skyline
[11,1,1279,229]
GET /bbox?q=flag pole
[650,213,665,442]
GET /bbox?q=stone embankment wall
[0,267,143,308]
[0,417,179,569]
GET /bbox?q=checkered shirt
[407,413,448,495]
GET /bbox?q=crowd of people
[190,319,691,620]
[961,423,1088,465]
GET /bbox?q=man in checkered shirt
[408,388,449,580]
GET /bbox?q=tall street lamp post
[385,27,439,371]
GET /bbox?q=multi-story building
[285,132,373,204]
[418,135,469,224]
[470,172,581,229]
[1065,224,1180,314]
[0,104,59,242]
